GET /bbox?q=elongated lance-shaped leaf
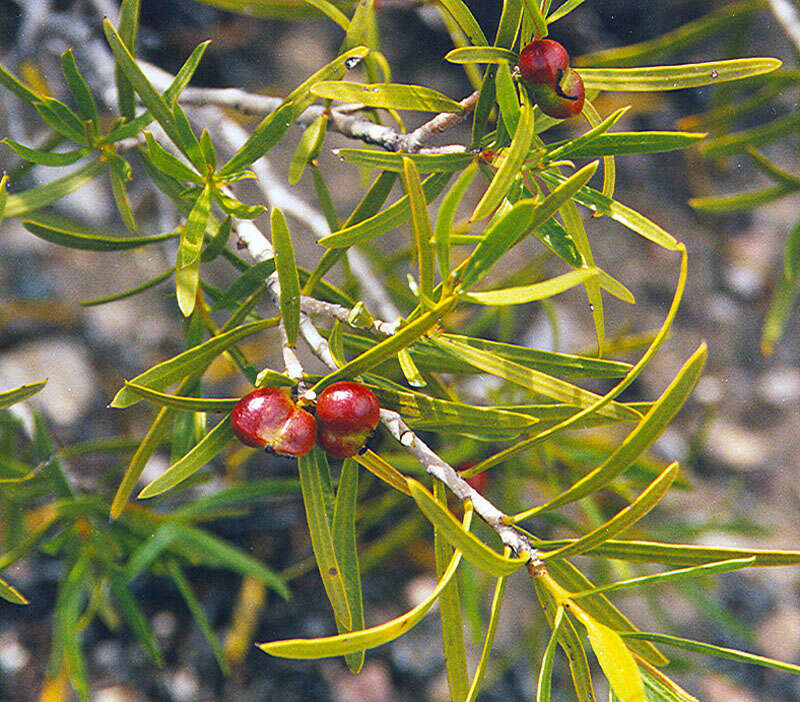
[5,160,107,217]
[22,220,175,251]
[538,170,680,250]
[122,383,237,412]
[116,0,141,118]
[310,295,456,392]
[580,58,780,92]
[145,133,203,183]
[218,46,369,176]
[436,0,488,45]
[471,102,535,221]
[465,569,508,702]
[319,171,452,248]
[433,481,468,701]
[536,607,565,702]
[0,576,28,605]
[570,557,756,600]
[298,449,352,630]
[549,131,708,159]
[0,172,7,225]
[620,631,800,675]
[313,81,463,112]
[335,149,473,174]
[690,184,797,213]
[354,450,412,495]
[60,49,98,126]
[407,478,527,576]
[259,506,474,658]
[0,380,47,409]
[177,184,212,316]
[541,463,678,560]
[435,161,479,282]
[333,459,365,673]
[3,139,89,166]
[107,572,164,666]
[518,344,705,517]
[433,336,639,422]
[271,208,301,346]
[544,106,629,162]
[460,267,599,305]
[458,161,599,291]
[289,114,328,185]
[111,319,275,408]
[445,46,519,64]
[402,156,436,299]
[138,416,234,498]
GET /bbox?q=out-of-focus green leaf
[108,573,164,666]
[271,208,301,346]
[111,319,275,408]
[0,380,47,409]
[465,571,508,702]
[436,0,488,45]
[4,160,107,217]
[700,111,800,159]
[193,0,349,25]
[259,507,473,658]
[298,449,352,630]
[536,607,564,702]
[547,0,590,21]
[547,131,707,159]
[408,478,527,576]
[320,171,451,248]
[313,81,463,112]
[138,416,234,498]
[690,184,797,212]
[79,269,174,306]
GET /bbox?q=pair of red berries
[517,39,585,119]
[231,381,381,459]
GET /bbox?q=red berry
[231,387,317,456]
[517,39,569,90]
[530,68,585,119]
[457,461,489,493]
[315,381,380,459]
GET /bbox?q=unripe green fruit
[231,387,317,456]
[315,381,380,459]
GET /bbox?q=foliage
[0,1,798,700]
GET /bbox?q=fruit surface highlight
[315,381,380,459]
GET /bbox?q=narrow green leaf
[690,184,796,212]
[319,171,451,248]
[201,216,233,263]
[0,61,44,105]
[219,46,370,176]
[436,0,488,45]
[259,507,473,658]
[582,617,645,702]
[60,49,99,125]
[537,607,564,702]
[312,81,463,112]
[289,114,328,185]
[444,46,518,64]
[538,170,680,250]
[108,574,164,666]
[408,478,527,576]
[177,184,212,316]
[335,148,474,173]
[620,631,800,676]
[22,220,174,251]
[122,382,238,412]
[109,166,138,234]
[549,131,707,159]
[272,208,301,346]
[0,576,28,605]
[145,132,202,182]
[138,416,234,498]
[354,450,412,495]
[298,449,353,630]
[332,459,365,672]
[459,161,599,290]
[33,98,87,144]
[212,260,276,310]
[0,380,47,409]
[495,62,521,135]
[461,267,598,305]
[571,557,757,600]
[542,463,678,560]
[433,481,469,702]
[402,156,436,299]
[3,139,89,166]
[79,269,173,306]
[471,103,535,221]
[579,58,781,92]
[4,160,106,217]
[111,319,275,408]
[699,110,800,159]
[465,571,508,702]
[434,161,478,281]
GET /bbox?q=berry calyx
[517,39,569,89]
[231,387,317,456]
[315,381,380,459]
[517,39,585,120]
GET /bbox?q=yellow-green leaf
[312,81,463,112]
[460,267,599,305]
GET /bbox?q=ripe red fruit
[517,39,569,89]
[231,387,317,456]
[517,39,585,119]
[465,470,489,494]
[315,381,380,459]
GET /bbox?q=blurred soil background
[2,0,800,700]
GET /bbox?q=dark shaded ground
[2,1,800,700]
